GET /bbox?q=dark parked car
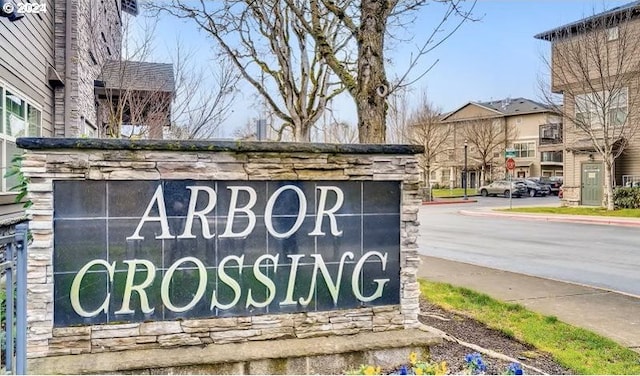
[478,180,528,198]
[514,179,550,197]
[528,176,563,196]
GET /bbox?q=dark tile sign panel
[53,180,401,326]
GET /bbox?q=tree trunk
[356,0,390,144]
[425,166,432,201]
[293,120,311,142]
[603,154,615,210]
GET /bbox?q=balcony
[539,123,563,145]
[541,151,563,165]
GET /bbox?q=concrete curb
[422,199,478,205]
[459,209,640,227]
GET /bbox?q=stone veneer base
[28,328,441,375]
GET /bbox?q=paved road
[417,196,640,297]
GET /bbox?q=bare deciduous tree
[538,7,640,209]
[151,0,345,142]
[166,46,239,140]
[407,95,450,194]
[286,0,476,143]
[88,6,238,140]
[320,119,359,144]
[461,118,516,184]
[386,85,412,144]
[233,118,259,140]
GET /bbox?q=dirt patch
[418,300,573,375]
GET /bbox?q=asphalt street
[417,196,640,297]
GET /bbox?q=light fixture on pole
[463,140,468,200]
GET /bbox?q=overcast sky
[148,0,631,137]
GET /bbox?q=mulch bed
[418,300,574,375]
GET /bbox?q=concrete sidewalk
[417,255,640,352]
[459,208,640,227]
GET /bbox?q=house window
[541,151,563,163]
[607,26,619,41]
[512,141,536,158]
[442,169,451,182]
[0,83,42,191]
[609,88,628,126]
[575,88,627,129]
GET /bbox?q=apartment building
[535,1,640,206]
[431,98,562,189]
[1,0,173,218]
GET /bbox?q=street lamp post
[463,140,468,200]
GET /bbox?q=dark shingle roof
[100,60,174,93]
[534,1,640,41]
[476,97,552,116]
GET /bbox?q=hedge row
[613,187,640,209]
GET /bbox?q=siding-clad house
[1,0,173,219]
[535,1,640,206]
[431,98,562,189]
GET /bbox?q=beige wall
[443,104,500,122]
[433,104,560,186]
[551,18,640,93]
[553,16,640,205]
[0,0,56,135]
[507,112,562,178]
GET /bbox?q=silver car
[478,180,528,197]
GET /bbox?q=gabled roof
[477,97,553,116]
[440,102,502,122]
[99,60,175,93]
[534,1,640,41]
[441,97,554,122]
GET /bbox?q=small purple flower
[506,362,524,375]
[399,365,408,375]
[465,352,487,374]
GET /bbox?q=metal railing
[622,175,640,187]
[541,151,563,163]
[1,223,28,375]
[539,123,563,145]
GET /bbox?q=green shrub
[613,187,640,209]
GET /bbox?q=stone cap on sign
[16,137,425,155]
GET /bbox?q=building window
[607,26,619,41]
[5,90,25,137]
[430,171,437,181]
[575,88,627,129]
[442,169,451,182]
[0,84,42,191]
[512,141,536,158]
[541,151,563,163]
[539,123,563,145]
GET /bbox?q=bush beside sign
[53,180,401,326]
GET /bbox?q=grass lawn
[431,188,478,198]
[498,206,640,218]
[420,279,640,375]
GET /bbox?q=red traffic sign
[506,158,516,171]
